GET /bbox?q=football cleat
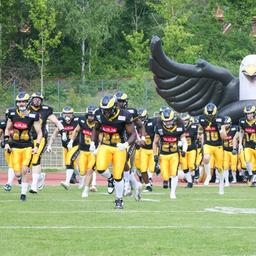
[170,192,176,199]
[204,175,211,186]
[60,181,69,190]
[185,182,193,188]
[20,194,27,202]
[3,184,12,192]
[163,181,168,189]
[107,177,115,194]
[82,187,89,198]
[29,189,37,194]
[90,185,98,192]
[114,198,124,209]
[38,172,46,191]
[135,183,142,201]
[169,177,172,188]
[143,185,152,192]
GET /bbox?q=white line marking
[0,225,255,230]
[140,198,160,202]
[205,207,256,214]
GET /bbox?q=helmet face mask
[85,105,97,122]
[117,99,128,109]
[180,113,191,128]
[16,92,30,112]
[161,109,176,128]
[224,116,232,128]
[100,96,117,119]
[163,120,175,128]
[115,92,128,109]
[138,109,148,124]
[101,107,116,119]
[62,106,74,122]
[244,105,256,121]
[204,103,217,121]
[31,97,42,107]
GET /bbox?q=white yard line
[0,225,255,230]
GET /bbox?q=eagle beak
[242,64,256,78]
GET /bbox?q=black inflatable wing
[149,36,239,116]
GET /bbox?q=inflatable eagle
[150,36,256,123]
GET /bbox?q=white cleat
[224,182,230,187]
[170,192,176,199]
[90,185,97,192]
[82,187,89,198]
[60,181,69,190]
[204,175,211,186]
[124,182,132,196]
[231,180,236,184]
[219,187,224,195]
[215,178,220,184]
[38,173,46,191]
[78,183,84,190]
[135,183,142,201]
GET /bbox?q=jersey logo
[191,125,197,129]
[81,120,85,123]
[245,127,255,133]
[216,118,222,122]
[102,125,117,134]
[118,116,126,121]
[205,126,216,132]
[14,122,28,129]
[231,127,236,131]
[64,126,75,131]
[177,127,183,132]
[83,129,92,136]
[163,136,177,143]
[10,112,15,116]
[128,109,134,113]
[42,106,49,109]
[28,113,36,118]
[147,122,152,126]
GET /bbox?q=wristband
[4,135,9,143]
[36,143,40,148]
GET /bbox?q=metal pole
[13,80,16,107]
[57,80,60,112]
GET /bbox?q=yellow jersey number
[103,133,121,145]
[161,142,177,153]
[205,131,219,142]
[245,133,256,143]
[13,129,29,141]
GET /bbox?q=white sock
[92,172,97,186]
[171,176,178,195]
[223,170,229,182]
[204,163,211,176]
[65,169,74,184]
[215,169,220,180]
[148,171,153,179]
[115,179,124,199]
[219,172,224,194]
[232,172,237,182]
[7,168,15,185]
[129,172,138,190]
[184,171,192,183]
[100,169,111,179]
[79,175,86,186]
[21,182,29,195]
[246,162,253,175]
[31,173,40,191]
[199,166,204,177]
[123,171,129,183]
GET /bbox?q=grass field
[0,185,256,256]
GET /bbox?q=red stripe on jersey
[245,127,255,133]
[102,125,117,134]
[64,126,75,131]
[205,126,216,131]
[83,129,92,136]
[13,122,28,129]
[163,136,177,142]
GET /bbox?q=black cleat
[144,185,152,192]
[3,184,12,192]
[107,177,115,194]
[169,178,172,189]
[20,194,26,202]
[163,180,168,189]
[29,189,37,194]
[114,198,124,209]
[250,182,256,187]
[18,177,22,185]
[185,182,193,188]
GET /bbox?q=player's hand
[61,130,67,142]
[32,146,38,154]
[46,145,52,153]
[89,141,96,153]
[117,142,129,151]
[232,149,238,155]
[67,140,73,149]
[4,143,11,153]
[154,155,159,163]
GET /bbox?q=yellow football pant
[79,150,96,176]
[223,150,237,172]
[96,145,127,180]
[244,147,256,170]
[237,150,246,170]
[203,145,223,171]
[31,137,46,165]
[4,150,12,168]
[159,153,179,180]
[140,148,155,173]
[63,145,79,168]
[180,149,196,171]
[196,148,202,166]
[134,149,141,170]
[11,147,32,174]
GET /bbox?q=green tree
[19,0,61,94]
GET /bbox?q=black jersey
[239,118,256,149]
[95,108,133,147]
[127,107,139,121]
[0,119,6,132]
[155,122,185,155]
[7,108,39,148]
[199,115,223,146]
[78,117,95,151]
[223,125,239,152]
[30,105,53,139]
[59,116,79,148]
[141,117,157,150]
[184,123,198,151]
